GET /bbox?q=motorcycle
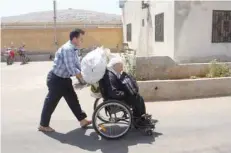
[6,56,14,65]
[21,55,30,64]
[4,48,14,65]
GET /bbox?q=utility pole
[53,0,58,49]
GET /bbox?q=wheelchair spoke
[94,101,132,139]
[117,118,130,123]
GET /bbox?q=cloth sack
[81,46,108,84]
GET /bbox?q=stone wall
[1,28,122,53]
[136,56,231,80]
[138,77,231,101]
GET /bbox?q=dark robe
[99,69,146,117]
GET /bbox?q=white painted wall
[139,0,155,56]
[175,1,231,63]
[122,0,175,57]
[121,0,231,63]
[137,2,149,56]
[122,1,142,54]
[151,0,175,59]
[122,0,154,57]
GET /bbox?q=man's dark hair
[69,28,85,41]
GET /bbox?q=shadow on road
[44,128,162,153]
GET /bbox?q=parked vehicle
[6,56,14,65]
[17,45,30,64]
[21,54,30,64]
[4,48,15,65]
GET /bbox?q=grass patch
[206,60,231,78]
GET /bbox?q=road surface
[1,62,231,153]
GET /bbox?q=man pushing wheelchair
[38,28,157,139]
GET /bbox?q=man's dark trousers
[40,71,87,127]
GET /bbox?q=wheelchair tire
[93,98,109,123]
[93,98,101,110]
[93,100,132,139]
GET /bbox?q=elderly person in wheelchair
[92,57,156,139]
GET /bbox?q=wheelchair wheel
[93,98,102,110]
[93,100,132,139]
[93,98,109,123]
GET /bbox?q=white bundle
[81,46,109,84]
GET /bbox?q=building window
[127,23,132,42]
[155,13,164,42]
[142,19,145,27]
[212,10,231,43]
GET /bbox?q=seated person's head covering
[107,57,124,78]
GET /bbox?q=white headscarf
[107,57,123,68]
[107,57,123,78]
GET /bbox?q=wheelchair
[92,97,156,139]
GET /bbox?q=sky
[0,0,121,17]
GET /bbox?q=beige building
[1,9,123,54]
[120,0,231,63]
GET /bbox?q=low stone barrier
[136,56,231,80]
[138,77,231,101]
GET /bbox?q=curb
[138,77,231,101]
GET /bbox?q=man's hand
[76,73,86,85]
[76,73,82,79]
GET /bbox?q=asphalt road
[1,62,231,153]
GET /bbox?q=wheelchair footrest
[134,123,155,129]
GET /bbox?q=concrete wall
[137,1,154,57]
[1,27,122,53]
[136,56,176,80]
[174,1,231,63]
[121,0,231,63]
[136,56,231,80]
[122,1,143,56]
[151,0,175,58]
[138,77,231,101]
[137,3,149,57]
[122,0,175,57]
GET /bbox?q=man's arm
[63,49,81,77]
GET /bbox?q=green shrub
[206,59,231,78]
[123,51,136,78]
